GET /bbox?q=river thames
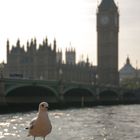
[0,105,140,140]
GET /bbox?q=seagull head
[39,102,49,111]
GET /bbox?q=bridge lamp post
[59,68,63,101]
[0,63,4,79]
[95,74,98,86]
[59,68,63,82]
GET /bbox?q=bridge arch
[6,85,59,104]
[99,90,119,101]
[63,87,96,104]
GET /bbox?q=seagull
[26,102,52,140]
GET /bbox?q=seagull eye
[41,104,44,107]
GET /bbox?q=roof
[98,0,117,11]
[119,57,136,75]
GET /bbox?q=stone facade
[5,38,57,80]
[3,38,96,84]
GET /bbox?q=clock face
[100,15,109,25]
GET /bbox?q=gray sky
[0,0,140,69]
[119,0,140,68]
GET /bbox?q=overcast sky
[0,0,140,69]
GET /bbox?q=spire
[86,56,89,66]
[30,38,34,46]
[34,38,37,46]
[45,37,48,46]
[53,38,56,51]
[6,39,10,58]
[16,39,20,48]
[99,0,117,11]
[126,56,130,65]
[6,39,10,50]
[27,41,29,49]
[86,56,89,62]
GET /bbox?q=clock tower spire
[97,0,119,86]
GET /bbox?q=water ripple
[0,105,140,139]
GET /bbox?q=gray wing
[25,117,37,130]
[29,117,37,129]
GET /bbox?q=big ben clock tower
[97,0,119,86]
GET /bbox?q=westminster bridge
[0,78,140,106]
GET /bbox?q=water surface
[0,105,140,140]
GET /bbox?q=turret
[45,37,48,46]
[6,39,10,62]
[16,39,20,48]
[86,56,89,66]
[65,46,76,65]
[53,38,56,52]
[56,49,62,63]
[126,56,130,65]
[34,38,37,47]
[30,38,36,52]
[27,41,29,51]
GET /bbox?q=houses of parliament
[1,0,120,86]
[3,38,95,84]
